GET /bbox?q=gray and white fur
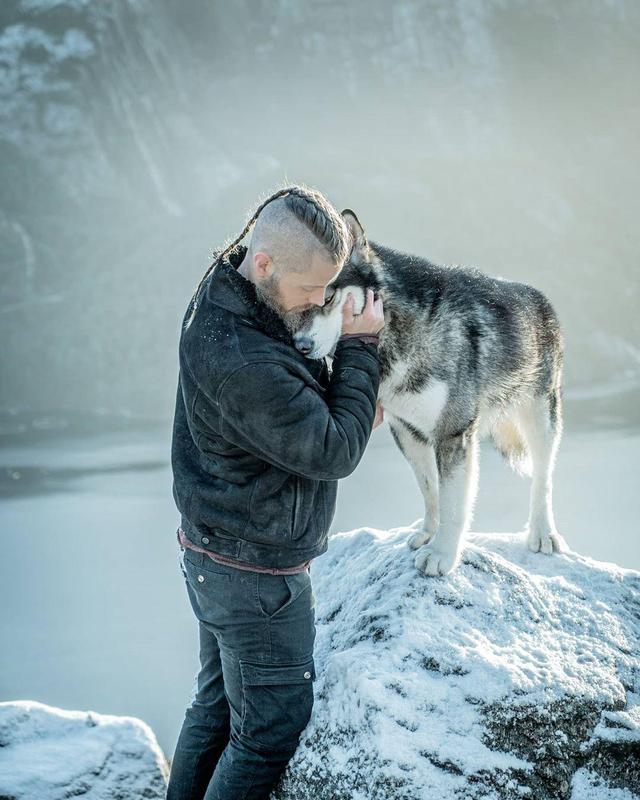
[292,210,568,577]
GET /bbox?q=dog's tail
[489,417,532,477]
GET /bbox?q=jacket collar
[206,244,296,346]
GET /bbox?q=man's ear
[341,208,369,265]
[253,250,274,279]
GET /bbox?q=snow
[0,23,94,65]
[19,0,92,10]
[273,520,640,799]
[571,769,639,800]
[593,696,640,744]
[0,700,169,799]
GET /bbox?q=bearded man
[167,185,384,800]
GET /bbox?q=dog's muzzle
[294,335,314,355]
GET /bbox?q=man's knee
[237,656,316,753]
[185,698,231,731]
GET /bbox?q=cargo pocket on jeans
[238,656,316,752]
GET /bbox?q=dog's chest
[378,357,449,434]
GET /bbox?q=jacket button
[197,575,205,583]
[201,537,209,544]
[304,671,311,679]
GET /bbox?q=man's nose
[295,336,314,355]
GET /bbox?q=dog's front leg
[388,420,440,546]
[413,430,479,577]
[405,441,439,549]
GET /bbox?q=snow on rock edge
[0,700,169,799]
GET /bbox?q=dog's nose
[295,336,314,355]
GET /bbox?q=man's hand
[342,288,385,336]
[372,400,384,430]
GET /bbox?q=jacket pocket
[290,476,327,543]
[248,469,297,538]
[291,475,301,535]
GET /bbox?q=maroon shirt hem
[177,528,311,574]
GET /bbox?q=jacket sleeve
[215,337,381,481]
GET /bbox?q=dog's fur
[292,210,568,576]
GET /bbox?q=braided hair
[183,184,350,331]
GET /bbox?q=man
[167,185,384,800]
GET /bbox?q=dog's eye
[323,286,336,305]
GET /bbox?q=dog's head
[293,209,382,360]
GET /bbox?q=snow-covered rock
[0,700,169,799]
[273,521,640,800]
[2,522,638,799]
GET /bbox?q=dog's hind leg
[413,426,479,577]
[516,390,568,555]
[388,419,440,546]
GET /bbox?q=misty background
[1,0,639,420]
[1,0,638,761]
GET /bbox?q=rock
[0,700,168,799]
[272,521,640,800]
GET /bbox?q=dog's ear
[341,208,369,264]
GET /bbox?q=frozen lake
[0,407,638,760]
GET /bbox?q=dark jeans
[166,542,316,800]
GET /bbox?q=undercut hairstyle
[183,184,350,330]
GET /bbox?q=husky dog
[292,210,568,577]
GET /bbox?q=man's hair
[183,184,350,330]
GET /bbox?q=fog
[1,0,639,422]
[1,0,639,767]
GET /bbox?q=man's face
[254,251,342,333]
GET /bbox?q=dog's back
[369,241,563,464]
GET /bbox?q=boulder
[273,521,640,800]
[0,700,168,799]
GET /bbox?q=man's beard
[254,273,313,334]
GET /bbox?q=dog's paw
[526,528,569,555]
[407,529,436,550]
[414,543,460,576]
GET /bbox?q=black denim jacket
[171,245,381,568]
